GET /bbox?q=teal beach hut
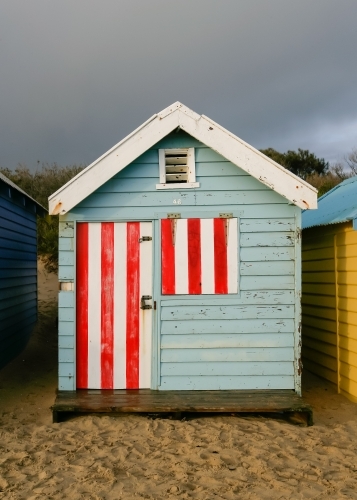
[49,102,317,417]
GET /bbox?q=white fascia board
[49,110,181,214]
[179,111,317,210]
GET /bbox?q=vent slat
[165,157,188,165]
[166,173,188,182]
[166,166,188,173]
[165,148,189,155]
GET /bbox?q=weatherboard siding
[58,131,300,391]
[302,222,357,402]
[0,186,38,369]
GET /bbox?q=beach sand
[1,262,357,499]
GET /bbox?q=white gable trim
[49,102,317,214]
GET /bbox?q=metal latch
[219,213,233,218]
[167,213,181,219]
[139,236,152,243]
[140,295,152,310]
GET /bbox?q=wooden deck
[52,390,313,425]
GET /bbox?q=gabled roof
[49,102,317,215]
[0,171,47,214]
[302,175,357,229]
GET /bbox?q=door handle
[140,295,152,310]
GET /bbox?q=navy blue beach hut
[49,102,317,417]
[0,172,47,369]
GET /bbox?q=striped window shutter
[161,218,238,295]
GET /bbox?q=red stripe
[101,223,114,389]
[214,218,228,294]
[187,218,202,294]
[126,222,140,388]
[161,219,175,294]
[76,223,89,388]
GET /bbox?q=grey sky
[1,1,356,171]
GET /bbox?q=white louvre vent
[157,147,199,189]
[165,149,189,183]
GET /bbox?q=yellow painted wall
[302,221,357,402]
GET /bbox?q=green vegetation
[0,163,85,273]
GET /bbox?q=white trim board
[49,102,317,214]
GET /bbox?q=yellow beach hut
[302,176,357,402]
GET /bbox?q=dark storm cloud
[0,0,356,170]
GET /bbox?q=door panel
[76,222,153,389]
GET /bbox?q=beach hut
[49,102,317,421]
[302,176,357,402]
[0,172,47,369]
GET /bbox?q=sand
[1,262,357,499]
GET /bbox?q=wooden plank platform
[52,390,313,425]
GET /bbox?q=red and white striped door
[76,222,153,389]
[161,218,238,294]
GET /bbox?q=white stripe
[200,219,214,294]
[227,218,238,293]
[87,223,102,389]
[174,219,188,294]
[139,222,152,388]
[113,223,127,389]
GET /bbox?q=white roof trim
[49,101,317,214]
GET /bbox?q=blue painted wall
[58,131,301,392]
[0,180,41,369]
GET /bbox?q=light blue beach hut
[49,102,317,404]
[0,172,46,369]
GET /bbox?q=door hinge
[140,295,153,310]
[139,236,152,243]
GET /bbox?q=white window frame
[156,148,200,189]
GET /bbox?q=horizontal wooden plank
[240,218,295,233]
[337,296,357,313]
[59,238,74,251]
[161,318,294,335]
[339,336,357,354]
[59,251,74,266]
[0,216,37,238]
[1,299,36,322]
[59,321,74,336]
[302,357,337,384]
[161,304,294,321]
[301,294,335,309]
[59,221,74,237]
[240,261,294,276]
[59,291,74,308]
[69,203,297,221]
[0,283,36,301]
[339,310,357,328]
[241,275,294,290]
[302,304,336,321]
[302,326,336,346]
[302,259,334,272]
[161,333,294,349]
[302,346,337,370]
[340,361,357,385]
[59,336,75,349]
[339,322,357,341]
[0,268,37,279]
[2,310,36,331]
[161,361,294,377]
[241,232,294,247]
[302,236,334,251]
[302,283,335,296]
[58,265,74,281]
[240,247,294,262]
[160,376,294,391]
[59,348,74,363]
[59,308,75,322]
[0,291,37,312]
[302,247,334,261]
[338,271,357,286]
[340,347,357,367]
[339,376,357,400]
[161,290,295,307]
[303,337,336,357]
[0,275,37,290]
[337,230,357,246]
[161,347,294,363]
[302,272,335,284]
[59,376,75,391]
[0,259,37,269]
[302,315,336,334]
[78,190,287,209]
[59,363,75,377]
[337,257,357,272]
[338,284,357,299]
[0,196,38,223]
[337,244,357,259]
[0,226,37,247]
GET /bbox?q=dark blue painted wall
[0,180,39,369]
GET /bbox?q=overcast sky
[1,1,357,171]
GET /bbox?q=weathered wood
[52,389,313,425]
